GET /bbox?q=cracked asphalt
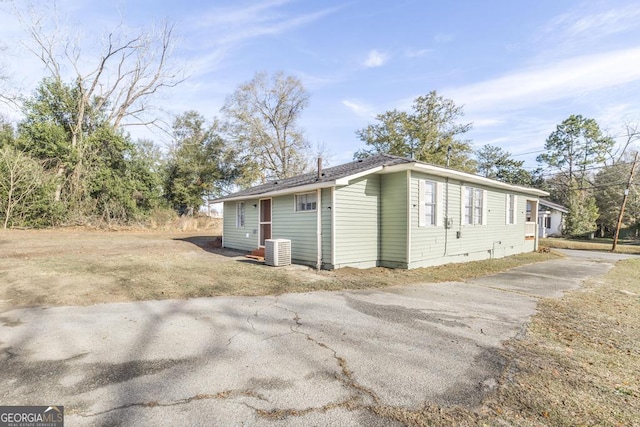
[0,249,634,426]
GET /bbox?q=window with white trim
[421,181,436,226]
[419,180,443,227]
[463,187,486,225]
[506,194,517,225]
[295,192,317,212]
[236,202,245,227]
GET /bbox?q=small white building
[538,199,568,238]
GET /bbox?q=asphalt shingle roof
[216,153,411,201]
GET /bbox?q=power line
[527,161,637,177]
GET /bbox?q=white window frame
[294,192,317,212]
[236,202,245,228]
[462,186,487,226]
[506,194,517,225]
[418,180,443,227]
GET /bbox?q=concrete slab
[0,249,630,425]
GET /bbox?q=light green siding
[272,193,318,266]
[379,172,407,268]
[222,170,541,270]
[222,199,259,251]
[408,171,536,268]
[334,175,380,268]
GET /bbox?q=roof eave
[213,180,337,203]
[408,163,549,197]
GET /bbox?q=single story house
[537,199,568,238]
[214,154,548,270]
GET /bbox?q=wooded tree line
[1,8,638,236]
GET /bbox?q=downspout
[443,177,449,256]
[331,187,336,268]
[534,199,539,252]
[443,146,451,257]
[317,188,322,270]
[406,170,412,268]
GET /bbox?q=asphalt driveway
[0,249,633,426]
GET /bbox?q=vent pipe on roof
[317,157,322,180]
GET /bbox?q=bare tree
[611,122,640,164]
[222,71,311,183]
[0,146,47,228]
[15,4,184,200]
[22,13,183,140]
[0,43,13,107]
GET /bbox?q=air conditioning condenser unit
[265,239,291,267]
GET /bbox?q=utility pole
[612,152,639,251]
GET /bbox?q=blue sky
[1,0,640,170]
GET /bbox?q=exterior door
[259,199,272,247]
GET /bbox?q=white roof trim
[403,163,548,196]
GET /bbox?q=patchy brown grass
[367,257,640,426]
[0,229,557,310]
[327,251,560,289]
[480,257,640,426]
[541,237,640,254]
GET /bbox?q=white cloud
[191,1,342,46]
[363,49,388,68]
[342,99,376,119]
[405,48,431,58]
[433,33,454,44]
[544,4,640,40]
[472,118,504,128]
[445,47,640,113]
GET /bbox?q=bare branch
[614,122,640,164]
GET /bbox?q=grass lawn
[0,229,559,309]
[540,237,640,254]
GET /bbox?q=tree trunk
[54,166,65,202]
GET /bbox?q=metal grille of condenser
[265,239,291,266]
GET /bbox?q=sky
[1,0,640,170]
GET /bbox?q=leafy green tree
[537,115,613,237]
[16,79,165,225]
[129,139,165,211]
[164,111,236,215]
[83,126,162,223]
[537,115,614,186]
[354,91,476,172]
[565,179,599,237]
[593,153,640,236]
[16,78,96,204]
[475,144,532,185]
[0,118,15,148]
[222,71,310,183]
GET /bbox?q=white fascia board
[382,163,549,197]
[215,181,336,203]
